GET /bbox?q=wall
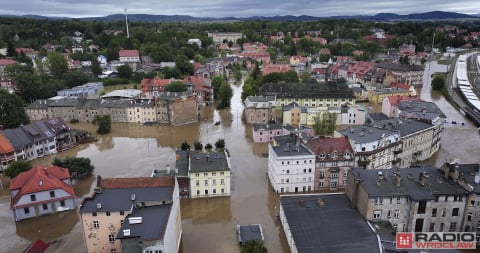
[81,211,125,253]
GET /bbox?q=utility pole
[125,8,130,39]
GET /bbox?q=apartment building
[268,135,316,193]
[244,96,277,124]
[346,166,467,233]
[189,151,231,198]
[79,176,181,253]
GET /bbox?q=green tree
[4,160,32,179]
[205,143,213,151]
[431,75,445,90]
[117,64,133,79]
[241,77,259,101]
[217,81,233,109]
[62,70,90,88]
[92,115,111,134]
[215,139,225,149]
[181,140,190,150]
[212,76,225,99]
[174,55,194,76]
[0,89,30,128]
[47,51,68,79]
[91,57,102,78]
[194,141,203,151]
[164,81,187,92]
[312,112,337,136]
[52,156,95,179]
[240,240,267,253]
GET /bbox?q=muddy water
[0,80,284,253]
[1,61,480,253]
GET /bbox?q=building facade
[244,96,277,124]
[189,151,231,198]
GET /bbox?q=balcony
[393,149,403,154]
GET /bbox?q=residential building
[367,87,413,104]
[305,137,355,191]
[79,176,181,253]
[44,118,75,152]
[175,150,192,197]
[371,119,441,168]
[337,125,402,170]
[282,102,307,126]
[261,63,290,75]
[0,131,15,171]
[283,103,367,127]
[259,82,355,109]
[21,121,57,159]
[375,62,425,87]
[268,135,316,193]
[397,99,446,125]
[2,128,32,161]
[381,95,418,117]
[126,99,156,124]
[10,165,75,221]
[157,92,198,126]
[279,194,382,253]
[252,124,314,143]
[208,32,244,44]
[244,96,277,124]
[141,77,173,98]
[189,151,231,198]
[346,166,467,233]
[0,58,18,93]
[118,49,140,70]
[183,75,213,106]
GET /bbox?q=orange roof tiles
[99,176,175,189]
[0,132,14,154]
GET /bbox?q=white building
[268,135,316,193]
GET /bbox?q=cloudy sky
[1,1,479,18]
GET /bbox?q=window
[452,208,459,216]
[221,188,224,193]
[195,173,199,177]
[204,180,208,186]
[60,200,65,206]
[196,180,199,186]
[212,179,216,185]
[42,204,48,210]
[432,208,437,217]
[286,170,290,174]
[449,222,457,232]
[212,172,216,176]
[106,211,111,216]
[441,209,446,217]
[440,223,444,231]
[330,182,337,188]
[429,223,435,232]
[93,221,99,229]
[221,179,224,185]
[387,210,391,218]
[30,194,36,201]
[50,191,55,198]
[397,197,401,204]
[417,201,426,214]
[120,211,124,216]
[93,212,97,217]
[24,207,30,214]
[111,249,116,253]
[220,172,224,175]
[196,190,200,195]
[319,181,324,187]
[109,234,115,243]
[373,210,381,219]
[394,210,399,219]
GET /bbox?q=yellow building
[367,88,412,104]
[189,151,231,198]
[79,176,181,253]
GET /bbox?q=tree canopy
[92,115,111,134]
[3,160,32,179]
[0,89,30,129]
[164,81,187,92]
[52,156,95,179]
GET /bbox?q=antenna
[125,8,130,39]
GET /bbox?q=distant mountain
[1,11,478,22]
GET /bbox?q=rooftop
[2,128,31,150]
[338,125,399,144]
[350,166,466,200]
[259,82,355,99]
[271,135,315,157]
[102,89,142,99]
[0,131,14,154]
[253,123,283,132]
[375,62,424,72]
[189,151,230,173]
[306,136,353,156]
[116,204,170,241]
[280,194,381,253]
[371,118,435,137]
[237,224,264,244]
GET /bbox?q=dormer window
[319,153,326,159]
[332,152,337,159]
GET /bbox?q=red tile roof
[10,165,74,207]
[261,63,291,75]
[0,132,14,154]
[119,49,139,57]
[0,59,18,66]
[98,176,175,189]
[387,95,418,105]
[23,240,49,253]
[306,136,353,155]
[15,48,35,54]
[389,82,410,90]
[141,77,172,92]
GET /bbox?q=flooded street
[1,60,480,253]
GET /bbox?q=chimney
[131,194,136,201]
[444,163,451,179]
[206,153,210,162]
[377,171,384,181]
[166,165,171,174]
[419,173,426,186]
[299,198,305,206]
[395,173,401,187]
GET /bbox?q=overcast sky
[0,1,479,18]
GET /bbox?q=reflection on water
[16,210,78,242]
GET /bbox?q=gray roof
[2,128,32,149]
[79,187,172,213]
[102,89,141,99]
[371,88,409,95]
[271,135,314,157]
[368,112,389,122]
[398,100,445,118]
[282,102,307,113]
[375,62,424,72]
[189,151,229,173]
[47,97,78,107]
[351,166,467,200]
[116,204,170,241]
[21,121,55,142]
[253,123,283,132]
[245,95,268,103]
[339,125,399,144]
[280,194,381,253]
[76,98,101,110]
[259,82,355,99]
[371,119,434,137]
[26,100,48,110]
[446,163,480,194]
[283,124,312,133]
[175,150,191,177]
[99,99,134,108]
[237,224,264,244]
[157,91,193,101]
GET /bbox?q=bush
[181,141,190,150]
[103,77,130,86]
[4,160,32,178]
[205,143,213,150]
[431,75,445,90]
[52,156,95,179]
[215,139,225,149]
[194,141,203,151]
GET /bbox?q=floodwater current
[1,61,480,253]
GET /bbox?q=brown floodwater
[1,61,479,253]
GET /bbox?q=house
[337,125,402,170]
[2,127,33,161]
[21,120,57,159]
[10,165,75,221]
[252,123,284,143]
[126,99,157,124]
[367,87,413,104]
[57,82,104,98]
[381,95,418,117]
[189,151,231,198]
[15,48,37,58]
[0,58,18,93]
[183,75,213,106]
[118,49,140,70]
[261,63,291,75]
[268,135,316,193]
[0,131,15,172]
[79,176,181,253]
[346,166,467,233]
[236,224,264,245]
[282,102,308,126]
[375,62,424,87]
[208,32,244,44]
[157,92,198,126]
[305,136,355,191]
[244,96,277,124]
[140,77,173,98]
[44,118,75,152]
[279,194,382,253]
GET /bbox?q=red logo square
[396,233,413,249]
